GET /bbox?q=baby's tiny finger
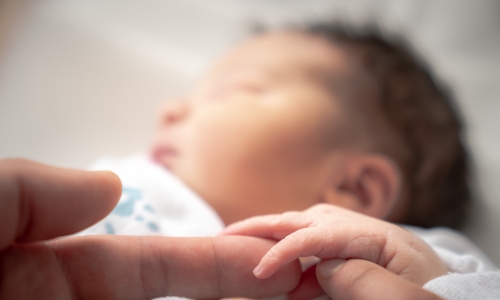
[254,228,322,279]
[221,212,311,240]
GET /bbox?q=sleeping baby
[78,22,498,299]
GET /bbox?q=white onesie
[78,155,499,300]
[78,154,224,238]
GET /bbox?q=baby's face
[152,32,352,225]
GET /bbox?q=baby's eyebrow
[223,65,278,83]
[303,65,346,94]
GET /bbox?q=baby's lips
[151,144,179,169]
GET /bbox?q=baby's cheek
[175,117,251,196]
[185,112,263,178]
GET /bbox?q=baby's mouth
[151,145,178,170]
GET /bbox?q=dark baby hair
[301,22,470,229]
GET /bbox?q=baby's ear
[322,154,401,219]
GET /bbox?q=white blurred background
[0,0,499,264]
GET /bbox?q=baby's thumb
[316,259,444,300]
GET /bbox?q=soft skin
[222,204,448,299]
[152,32,402,226]
[0,159,301,300]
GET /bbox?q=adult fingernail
[253,264,263,277]
[317,259,346,279]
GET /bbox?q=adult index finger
[0,235,302,299]
[0,158,121,248]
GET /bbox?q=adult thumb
[316,259,444,300]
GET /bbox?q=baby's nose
[159,100,189,126]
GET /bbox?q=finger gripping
[212,236,302,299]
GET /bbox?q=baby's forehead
[208,31,351,82]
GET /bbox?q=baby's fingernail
[317,259,346,279]
[253,264,263,277]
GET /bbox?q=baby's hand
[220,204,447,287]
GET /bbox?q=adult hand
[287,258,444,300]
[0,159,301,300]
